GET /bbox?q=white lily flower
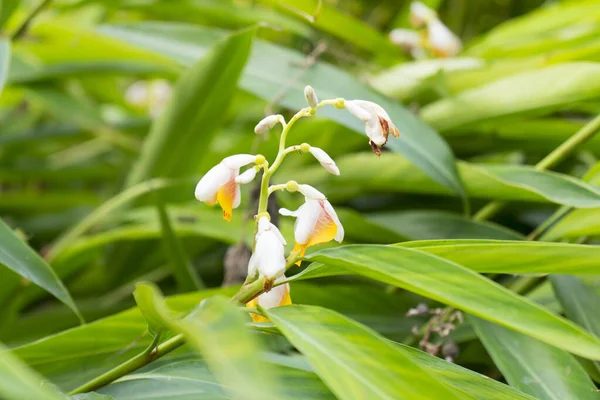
[194,154,258,221]
[304,85,319,108]
[247,216,287,279]
[428,19,462,57]
[344,100,400,155]
[308,146,340,175]
[279,184,343,260]
[246,277,291,323]
[410,1,437,27]
[254,114,285,134]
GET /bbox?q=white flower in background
[246,277,291,323]
[194,154,261,221]
[428,19,462,57]
[304,85,319,109]
[305,145,340,175]
[248,216,287,279]
[389,29,425,59]
[344,100,400,155]
[279,184,344,261]
[125,79,172,117]
[254,114,285,134]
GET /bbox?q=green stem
[473,113,600,221]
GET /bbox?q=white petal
[297,184,326,200]
[254,114,283,134]
[247,253,258,276]
[222,154,257,170]
[257,282,289,309]
[254,230,286,279]
[345,100,371,122]
[429,19,462,57]
[352,100,392,122]
[256,216,286,245]
[323,200,344,242]
[293,199,321,245]
[304,85,319,108]
[232,183,241,209]
[270,222,287,246]
[389,29,420,48]
[194,163,231,202]
[365,115,387,146]
[308,147,340,175]
[235,168,257,184]
[279,207,299,217]
[257,216,271,233]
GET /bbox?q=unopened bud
[255,154,266,165]
[300,143,311,152]
[285,180,299,192]
[254,115,284,134]
[308,147,339,176]
[304,85,319,108]
[235,168,258,184]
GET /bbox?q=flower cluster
[194,86,398,320]
[389,1,462,59]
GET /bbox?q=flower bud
[300,143,311,152]
[235,167,258,184]
[286,180,299,192]
[255,154,266,165]
[254,115,284,134]
[309,147,340,175]
[304,85,319,109]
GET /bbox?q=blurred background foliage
[2,0,600,399]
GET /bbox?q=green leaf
[420,63,600,131]
[155,200,204,291]
[13,283,414,391]
[132,283,288,400]
[97,356,334,400]
[471,317,598,400]
[125,28,254,186]
[551,275,600,381]
[0,341,67,400]
[0,218,81,319]
[99,21,465,195]
[0,39,9,96]
[267,305,534,400]
[0,0,19,30]
[398,240,600,274]
[368,211,523,241]
[305,245,600,359]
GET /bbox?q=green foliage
[3,1,600,399]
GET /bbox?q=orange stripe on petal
[216,178,236,222]
[292,242,307,266]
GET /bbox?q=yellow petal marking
[216,178,236,222]
[247,286,292,323]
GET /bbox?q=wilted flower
[254,114,285,134]
[194,154,260,221]
[279,184,344,261]
[344,100,400,155]
[306,145,340,175]
[246,278,291,323]
[247,216,287,280]
[304,85,319,109]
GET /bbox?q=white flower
[428,19,462,57]
[344,100,400,155]
[410,1,437,27]
[125,79,172,117]
[194,154,258,221]
[254,114,285,134]
[308,146,339,175]
[304,85,319,108]
[247,216,287,279]
[246,277,291,323]
[279,184,343,260]
[234,167,258,184]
